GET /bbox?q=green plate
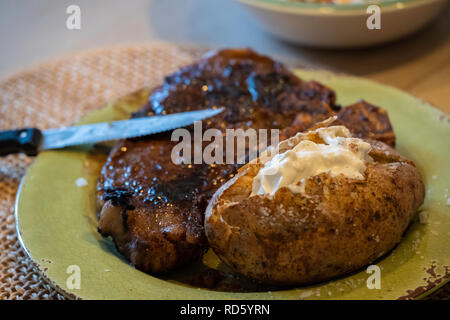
[15,70,450,300]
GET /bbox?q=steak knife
[0,108,224,156]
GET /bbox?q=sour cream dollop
[251,126,373,196]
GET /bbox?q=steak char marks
[97,48,390,274]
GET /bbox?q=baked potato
[205,120,425,285]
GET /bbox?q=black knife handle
[0,128,43,156]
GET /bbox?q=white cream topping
[75,177,88,187]
[251,126,373,196]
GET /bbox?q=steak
[96,48,393,274]
[281,100,395,147]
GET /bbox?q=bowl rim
[236,0,445,15]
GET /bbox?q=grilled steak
[96,48,394,274]
[281,100,395,146]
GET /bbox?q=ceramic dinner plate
[15,69,450,300]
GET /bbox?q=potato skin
[205,140,425,285]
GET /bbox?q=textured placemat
[0,42,447,300]
[0,42,205,299]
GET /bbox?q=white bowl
[236,0,448,48]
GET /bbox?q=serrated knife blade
[42,108,224,150]
[0,108,225,157]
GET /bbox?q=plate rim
[14,68,450,300]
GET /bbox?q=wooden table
[0,0,448,300]
[1,0,449,114]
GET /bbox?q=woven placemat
[0,42,447,300]
[0,42,205,299]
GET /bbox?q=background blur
[0,0,449,111]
